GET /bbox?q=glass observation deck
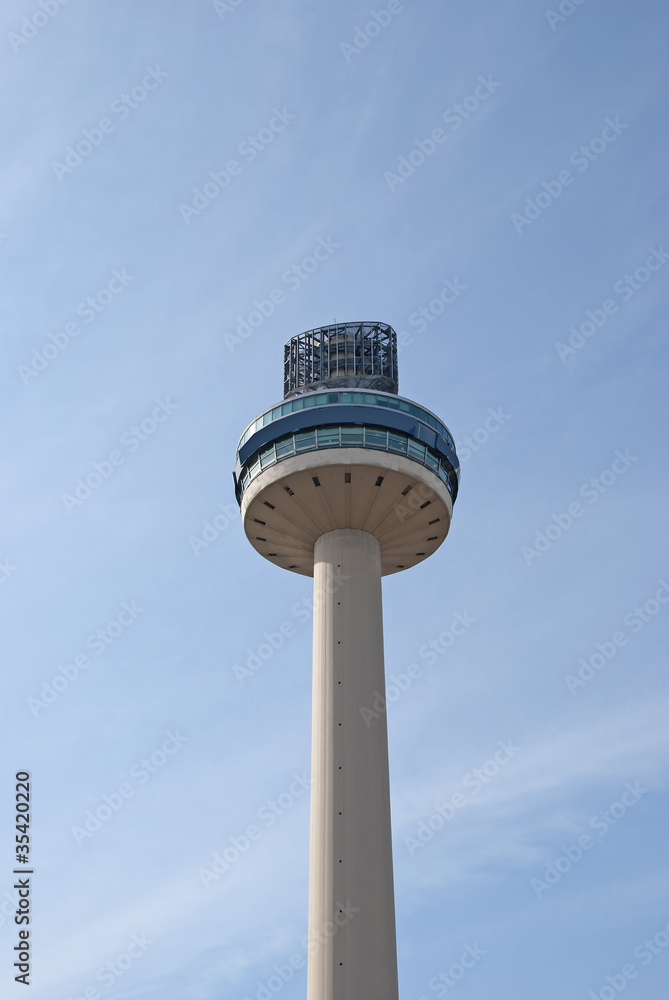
[236,421,459,502]
[237,390,455,452]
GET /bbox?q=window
[276,437,295,458]
[365,428,387,449]
[339,392,353,403]
[303,395,316,407]
[281,403,292,416]
[249,457,261,479]
[271,407,281,420]
[295,430,316,451]
[260,445,276,469]
[314,394,328,405]
[388,432,407,454]
[341,425,363,446]
[425,451,439,473]
[317,427,340,447]
[408,439,425,462]
[292,397,304,410]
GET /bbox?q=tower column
[307,528,399,1000]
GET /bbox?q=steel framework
[283,321,399,398]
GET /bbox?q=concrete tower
[234,321,460,999]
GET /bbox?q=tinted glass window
[317,427,340,446]
[365,428,387,449]
[341,425,364,444]
[388,433,407,453]
[295,431,316,451]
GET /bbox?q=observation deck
[233,322,460,577]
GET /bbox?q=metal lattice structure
[283,321,398,398]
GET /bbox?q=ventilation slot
[312,476,321,487]
[283,486,295,496]
[419,500,432,509]
[427,536,438,541]
[344,473,351,483]
[264,501,275,509]
[254,518,266,525]
[429,517,440,525]
[375,476,384,487]
[401,485,413,496]
[256,536,267,541]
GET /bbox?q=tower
[234,321,460,999]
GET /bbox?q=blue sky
[1,0,668,997]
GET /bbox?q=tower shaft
[307,529,399,1000]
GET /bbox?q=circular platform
[240,448,453,577]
